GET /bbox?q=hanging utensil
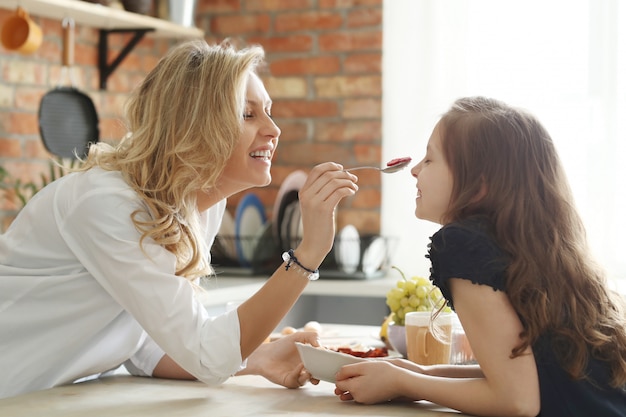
[38,17,99,159]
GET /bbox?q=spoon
[345,157,412,174]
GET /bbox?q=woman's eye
[243,112,253,119]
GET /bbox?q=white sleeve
[124,332,165,377]
[56,188,243,385]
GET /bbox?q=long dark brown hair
[438,96,626,387]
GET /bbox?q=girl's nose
[410,163,420,178]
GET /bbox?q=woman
[333,97,626,416]
[0,40,358,399]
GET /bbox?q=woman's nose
[265,117,281,138]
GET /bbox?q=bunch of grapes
[385,266,450,325]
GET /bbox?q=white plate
[335,225,360,274]
[235,193,266,267]
[361,237,387,276]
[295,342,365,383]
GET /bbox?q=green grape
[387,298,400,312]
[415,285,429,299]
[385,266,447,325]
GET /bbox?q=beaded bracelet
[282,249,320,281]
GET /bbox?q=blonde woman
[0,40,358,399]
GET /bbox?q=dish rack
[210,233,397,280]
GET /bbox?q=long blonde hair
[80,40,265,280]
[439,96,626,387]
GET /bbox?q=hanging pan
[39,17,99,159]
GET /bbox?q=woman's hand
[295,163,358,268]
[236,331,321,389]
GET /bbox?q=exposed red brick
[319,31,382,52]
[211,14,271,35]
[273,99,339,118]
[24,138,52,159]
[14,87,46,112]
[74,42,98,67]
[349,187,381,209]
[273,142,353,165]
[248,35,313,53]
[346,8,382,28]
[353,142,381,164]
[275,121,309,142]
[314,75,381,97]
[0,1,384,233]
[315,120,381,142]
[100,117,127,142]
[342,97,381,118]
[274,11,343,32]
[319,0,382,8]
[197,0,241,14]
[246,0,311,12]
[347,169,381,187]
[269,56,340,76]
[344,53,381,73]
[336,208,380,233]
[8,113,39,135]
[0,138,22,158]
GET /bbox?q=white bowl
[387,323,407,357]
[295,342,365,383]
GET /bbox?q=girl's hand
[236,331,321,389]
[333,361,416,404]
[295,163,358,268]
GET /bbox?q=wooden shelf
[0,0,204,39]
[0,0,205,89]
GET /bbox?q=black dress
[427,218,626,417]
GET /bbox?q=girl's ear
[470,177,488,203]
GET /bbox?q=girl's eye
[243,112,253,119]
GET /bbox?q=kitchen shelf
[0,0,204,38]
[0,0,205,89]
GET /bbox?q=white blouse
[0,168,243,399]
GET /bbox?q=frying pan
[39,18,99,159]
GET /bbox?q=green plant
[0,158,80,208]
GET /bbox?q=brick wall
[0,0,382,234]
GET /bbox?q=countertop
[0,324,468,416]
[199,274,398,307]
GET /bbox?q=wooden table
[0,374,467,417]
[0,324,468,416]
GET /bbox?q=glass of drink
[405,311,453,365]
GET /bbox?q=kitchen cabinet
[0,0,204,88]
[199,276,393,328]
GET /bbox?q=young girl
[334,97,626,416]
[0,40,359,399]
